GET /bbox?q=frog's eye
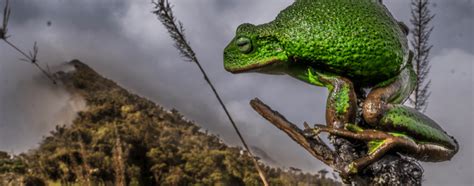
[236,37,252,54]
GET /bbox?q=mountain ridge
[0,59,340,185]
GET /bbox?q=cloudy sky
[0,0,472,185]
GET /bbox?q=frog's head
[224,23,288,74]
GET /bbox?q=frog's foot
[308,124,391,141]
[343,137,407,175]
[307,124,419,175]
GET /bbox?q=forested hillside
[0,60,340,185]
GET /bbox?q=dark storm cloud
[0,0,472,184]
[8,0,129,31]
[6,0,41,24]
[0,0,134,153]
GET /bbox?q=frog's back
[270,0,409,85]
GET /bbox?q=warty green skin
[223,0,458,172]
[224,0,408,85]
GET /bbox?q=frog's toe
[303,122,315,137]
[303,129,315,138]
[312,124,327,135]
[305,127,322,138]
[344,123,364,133]
[344,162,359,175]
[302,123,326,138]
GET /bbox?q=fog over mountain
[0,0,472,185]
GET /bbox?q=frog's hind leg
[362,64,458,159]
[362,64,417,125]
[310,124,419,174]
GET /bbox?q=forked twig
[0,0,56,84]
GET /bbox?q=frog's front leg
[304,67,357,129]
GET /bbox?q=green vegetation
[0,60,340,185]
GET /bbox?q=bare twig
[250,98,337,167]
[151,0,269,185]
[1,0,56,84]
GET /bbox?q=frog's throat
[227,58,282,73]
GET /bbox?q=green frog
[223,0,458,174]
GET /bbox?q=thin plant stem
[410,0,434,112]
[151,0,269,185]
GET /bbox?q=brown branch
[250,98,423,185]
[249,98,361,183]
[250,98,337,167]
